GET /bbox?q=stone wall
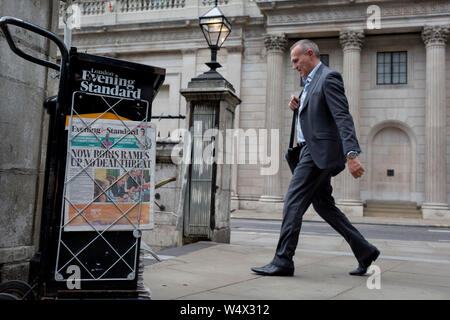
[359,34,426,204]
[142,139,184,251]
[446,41,450,205]
[0,0,59,282]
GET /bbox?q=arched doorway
[368,124,415,202]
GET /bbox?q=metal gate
[184,103,218,238]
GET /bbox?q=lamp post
[180,1,240,244]
[195,0,232,81]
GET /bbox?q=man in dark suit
[251,39,380,277]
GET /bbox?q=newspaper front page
[64,117,156,231]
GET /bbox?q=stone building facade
[0,0,60,281]
[66,0,450,219]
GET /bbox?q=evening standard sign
[80,68,142,99]
[64,117,156,231]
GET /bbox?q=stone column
[421,25,450,220]
[258,34,288,212]
[226,45,244,210]
[336,29,365,217]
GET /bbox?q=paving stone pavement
[143,232,450,300]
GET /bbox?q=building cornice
[256,0,441,11]
[256,0,450,30]
[68,23,246,56]
[65,15,264,53]
[65,15,262,35]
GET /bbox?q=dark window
[320,54,329,67]
[377,51,407,85]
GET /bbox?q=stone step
[364,201,422,218]
[365,200,420,209]
[364,207,421,214]
[364,211,422,219]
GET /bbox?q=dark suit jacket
[299,64,361,176]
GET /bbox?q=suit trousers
[271,144,377,269]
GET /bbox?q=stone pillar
[336,29,365,217]
[257,34,288,212]
[421,25,450,220]
[226,45,244,210]
[180,78,241,243]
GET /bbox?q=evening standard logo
[80,69,142,99]
[71,125,139,136]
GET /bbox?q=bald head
[290,39,321,79]
[290,39,320,58]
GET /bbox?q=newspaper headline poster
[64,117,156,231]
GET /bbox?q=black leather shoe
[251,263,294,276]
[349,249,380,276]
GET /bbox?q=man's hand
[289,95,299,111]
[347,157,365,179]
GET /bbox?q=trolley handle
[0,16,69,71]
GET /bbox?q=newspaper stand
[0,17,165,300]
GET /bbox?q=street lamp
[196,0,231,80]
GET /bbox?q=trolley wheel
[0,280,35,300]
[0,292,20,300]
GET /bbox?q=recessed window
[377,51,407,85]
[320,54,329,67]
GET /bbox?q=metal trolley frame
[0,16,166,300]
